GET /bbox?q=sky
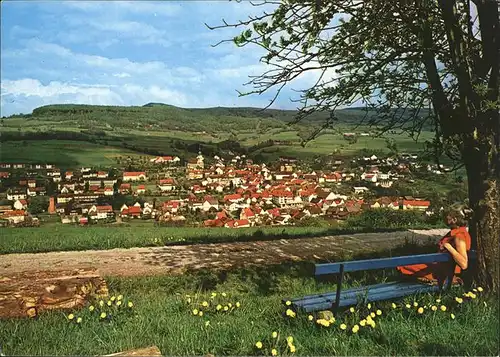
[0,0,324,116]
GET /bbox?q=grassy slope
[0,266,497,356]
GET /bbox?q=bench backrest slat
[315,251,477,276]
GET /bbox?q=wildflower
[236,302,241,308]
[367,303,372,309]
[473,288,478,292]
[417,307,424,314]
[436,299,441,303]
[308,315,314,321]
[222,292,227,297]
[128,301,133,308]
[286,309,296,318]
[116,301,122,307]
[205,320,210,327]
[67,313,75,320]
[198,311,203,317]
[286,336,294,344]
[477,287,483,292]
[431,305,438,311]
[192,309,199,316]
[376,309,382,316]
[360,319,366,327]
[272,331,278,338]
[255,341,263,349]
[117,295,123,300]
[202,301,209,307]
[285,300,292,306]
[329,317,335,324]
[99,300,104,307]
[455,297,463,304]
[413,302,418,307]
[100,312,107,319]
[271,349,278,356]
[228,303,232,308]
[451,313,455,319]
[391,303,397,309]
[349,307,355,313]
[405,304,411,309]
[440,305,447,312]
[352,324,360,333]
[76,317,82,324]
[107,300,112,306]
[110,296,116,302]
[289,345,296,353]
[370,312,376,318]
[470,293,477,299]
[211,292,217,298]
[89,305,95,312]
[216,304,222,311]
[223,306,229,311]
[316,319,330,327]
[340,323,347,330]
[369,320,376,328]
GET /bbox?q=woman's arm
[443,236,468,270]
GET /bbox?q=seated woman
[397,207,472,286]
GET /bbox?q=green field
[0,265,497,356]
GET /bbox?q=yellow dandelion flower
[376,309,382,316]
[211,292,217,298]
[100,312,107,319]
[67,313,75,320]
[405,304,411,309]
[202,301,209,307]
[316,319,330,327]
[451,313,455,319]
[107,300,112,306]
[440,305,447,312]
[413,302,418,307]
[329,317,335,324]
[455,297,463,304]
[222,292,227,297]
[272,331,278,338]
[192,309,199,315]
[308,315,314,321]
[228,303,232,308]
[110,296,116,302]
[352,324,360,333]
[436,299,441,303]
[89,305,95,312]
[366,315,373,323]
[340,323,347,330]
[116,301,122,307]
[255,341,263,349]
[473,288,477,292]
[360,319,366,327]
[431,305,438,311]
[117,295,123,300]
[370,312,376,318]
[286,309,296,318]
[369,320,376,328]
[285,300,292,306]
[477,287,483,292]
[216,304,222,311]
[271,349,278,356]
[198,311,203,317]
[349,307,355,313]
[470,293,477,299]
[287,336,294,344]
[289,345,296,353]
[76,317,82,324]
[417,307,424,314]
[367,303,372,309]
[127,301,133,308]
[236,302,241,308]
[99,300,104,307]
[223,306,229,311]
[391,303,397,309]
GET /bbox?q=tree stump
[0,268,108,319]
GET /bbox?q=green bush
[346,209,429,229]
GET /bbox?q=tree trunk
[465,139,499,293]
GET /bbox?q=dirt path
[0,229,448,277]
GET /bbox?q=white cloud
[113,73,131,78]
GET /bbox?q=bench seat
[283,281,440,312]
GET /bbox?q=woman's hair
[444,203,472,226]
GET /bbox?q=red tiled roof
[403,200,430,207]
[123,172,146,176]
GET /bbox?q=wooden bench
[283,251,477,313]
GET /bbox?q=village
[0,152,445,228]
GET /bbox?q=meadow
[0,263,497,356]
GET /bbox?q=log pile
[0,268,108,319]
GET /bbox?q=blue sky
[1,1,323,116]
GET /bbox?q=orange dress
[397,226,471,284]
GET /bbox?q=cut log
[0,268,108,319]
[102,346,162,356]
